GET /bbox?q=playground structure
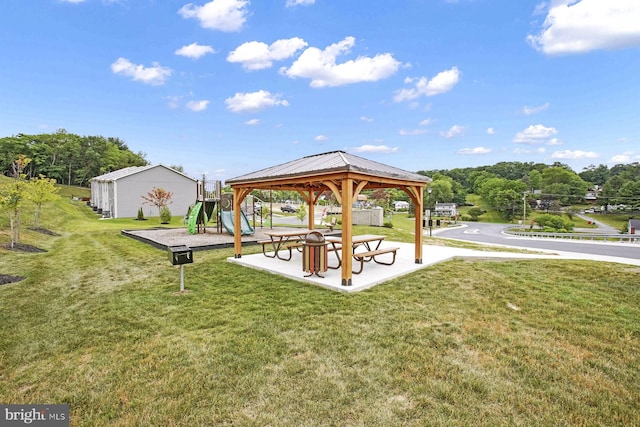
[187,177,257,236]
[187,177,221,235]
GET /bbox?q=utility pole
[523,191,527,228]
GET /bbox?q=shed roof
[90,164,196,182]
[225,150,430,185]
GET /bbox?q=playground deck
[122,226,339,251]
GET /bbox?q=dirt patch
[0,274,25,285]
[27,227,60,236]
[1,243,47,253]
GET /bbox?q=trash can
[302,231,328,278]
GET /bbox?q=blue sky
[2,0,639,181]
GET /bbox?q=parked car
[281,205,297,213]
[584,208,595,214]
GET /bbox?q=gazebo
[225,151,431,286]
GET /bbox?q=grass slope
[1,197,639,426]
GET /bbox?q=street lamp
[427,187,432,237]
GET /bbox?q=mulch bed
[0,274,25,285]
[1,243,47,252]
[28,227,60,236]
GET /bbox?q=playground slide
[220,210,254,236]
[187,202,206,235]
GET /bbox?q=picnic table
[259,229,312,261]
[325,234,400,273]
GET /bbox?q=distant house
[629,219,640,235]
[435,202,457,217]
[90,165,197,218]
[393,200,410,211]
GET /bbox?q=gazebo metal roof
[226,150,430,287]
[226,150,430,187]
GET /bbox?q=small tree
[27,175,60,229]
[159,206,172,224]
[467,207,484,221]
[0,155,31,248]
[141,187,173,223]
[296,203,307,224]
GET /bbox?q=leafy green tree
[467,207,484,221]
[579,164,610,186]
[526,169,542,192]
[27,175,60,229]
[541,167,588,205]
[478,177,526,221]
[0,155,31,248]
[296,203,307,224]
[427,177,455,206]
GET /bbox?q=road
[436,222,640,260]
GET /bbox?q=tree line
[0,129,148,187]
[418,161,640,221]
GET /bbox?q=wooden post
[414,186,424,263]
[341,177,353,286]
[233,188,242,258]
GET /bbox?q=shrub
[535,214,574,232]
[137,207,145,220]
[160,206,172,224]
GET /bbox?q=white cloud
[399,129,428,136]
[225,90,289,113]
[419,118,433,126]
[245,118,261,126]
[350,145,399,153]
[393,67,460,102]
[551,149,599,160]
[315,135,328,141]
[286,0,315,7]
[487,127,496,135]
[228,38,308,70]
[360,116,373,123]
[280,36,401,87]
[111,57,172,85]
[185,100,210,111]
[523,102,550,115]
[528,0,640,54]
[440,125,466,139]
[175,42,215,59]
[513,124,557,144]
[458,147,491,155]
[609,152,640,164]
[178,0,249,32]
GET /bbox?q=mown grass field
[1,194,639,426]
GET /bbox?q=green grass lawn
[1,197,639,426]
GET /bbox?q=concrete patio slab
[226,241,602,293]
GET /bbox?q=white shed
[90,165,197,218]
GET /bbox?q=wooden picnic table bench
[351,247,400,274]
[260,228,321,261]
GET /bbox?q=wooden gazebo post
[341,177,354,286]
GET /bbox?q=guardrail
[505,229,640,243]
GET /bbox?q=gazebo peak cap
[226,150,431,185]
